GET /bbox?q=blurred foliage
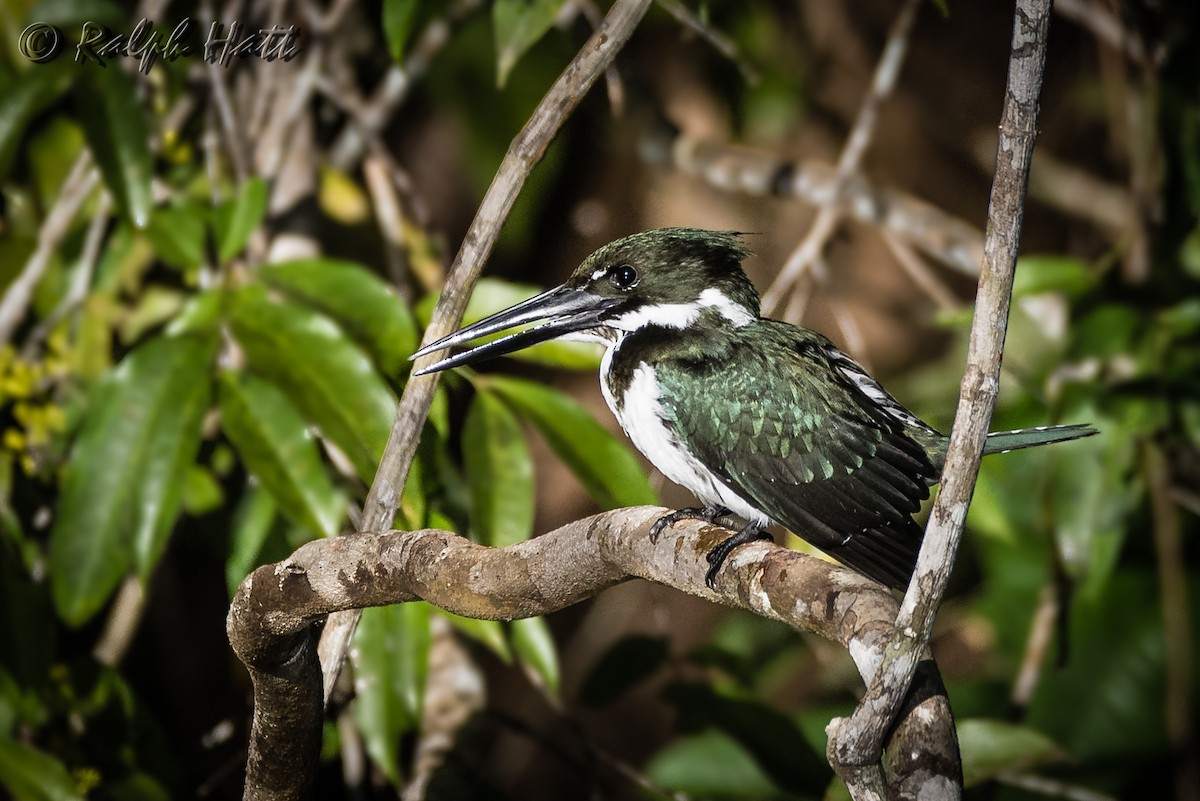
[0,0,1198,800]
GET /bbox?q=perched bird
[412,228,1096,589]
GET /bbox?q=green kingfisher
[412,228,1096,589]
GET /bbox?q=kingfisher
[412,228,1096,590]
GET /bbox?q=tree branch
[312,0,654,704]
[826,0,1053,795]
[229,508,959,800]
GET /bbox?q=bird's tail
[982,423,1097,455]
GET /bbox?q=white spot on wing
[826,347,930,431]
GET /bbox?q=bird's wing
[654,326,937,588]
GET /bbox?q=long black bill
[410,285,619,376]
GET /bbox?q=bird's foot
[704,525,773,589]
[649,505,732,543]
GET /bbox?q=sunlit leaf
[493,0,567,87]
[76,66,152,227]
[228,285,395,482]
[218,370,345,539]
[261,258,418,376]
[462,389,533,547]
[213,177,268,263]
[51,332,215,626]
[510,616,559,696]
[489,375,657,509]
[351,602,432,785]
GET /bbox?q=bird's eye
[610,264,638,290]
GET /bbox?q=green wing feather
[654,324,937,589]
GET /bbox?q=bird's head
[412,228,760,375]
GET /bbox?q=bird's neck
[602,310,753,404]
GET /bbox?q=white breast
[599,346,767,525]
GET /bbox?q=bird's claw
[703,526,774,589]
[648,505,731,544]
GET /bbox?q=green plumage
[415,227,1100,589]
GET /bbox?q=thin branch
[0,153,98,346]
[314,0,655,707]
[761,0,921,314]
[997,771,1121,801]
[1146,443,1200,801]
[881,228,961,313]
[655,0,759,84]
[827,0,1053,791]
[21,192,113,361]
[645,127,984,277]
[228,508,959,801]
[328,0,484,171]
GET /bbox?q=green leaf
[418,278,601,369]
[225,484,280,596]
[488,376,657,509]
[1050,428,1136,595]
[1013,255,1097,298]
[213,177,268,262]
[261,258,418,375]
[462,390,533,547]
[383,0,419,62]
[228,285,395,482]
[50,333,216,625]
[660,681,828,793]
[182,464,224,516]
[647,729,780,798]
[510,616,559,696]
[0,734,84,801]
[493,0,567,87]
[580,635,670,707]
[218,370,345,539]
[145,201,207,270]
[958,719,1065,787]
[75,66,153,228]
[351,602,432,785]
[0,64,74,180]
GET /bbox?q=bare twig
[314,0,655,707]
[655,0,759,84]
[648,134,984,275]
[1009,582,1058,713]
[0,154,98,346]
[881,229,961,312]
[21,192,113,360]
[1146,444,1200,801]
[229,508,960,801]
[826,1,1053,796]
[328,0,485,171]
[1053,0,1156,67]
[762,0,921,314]
[997,771,1121,801]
